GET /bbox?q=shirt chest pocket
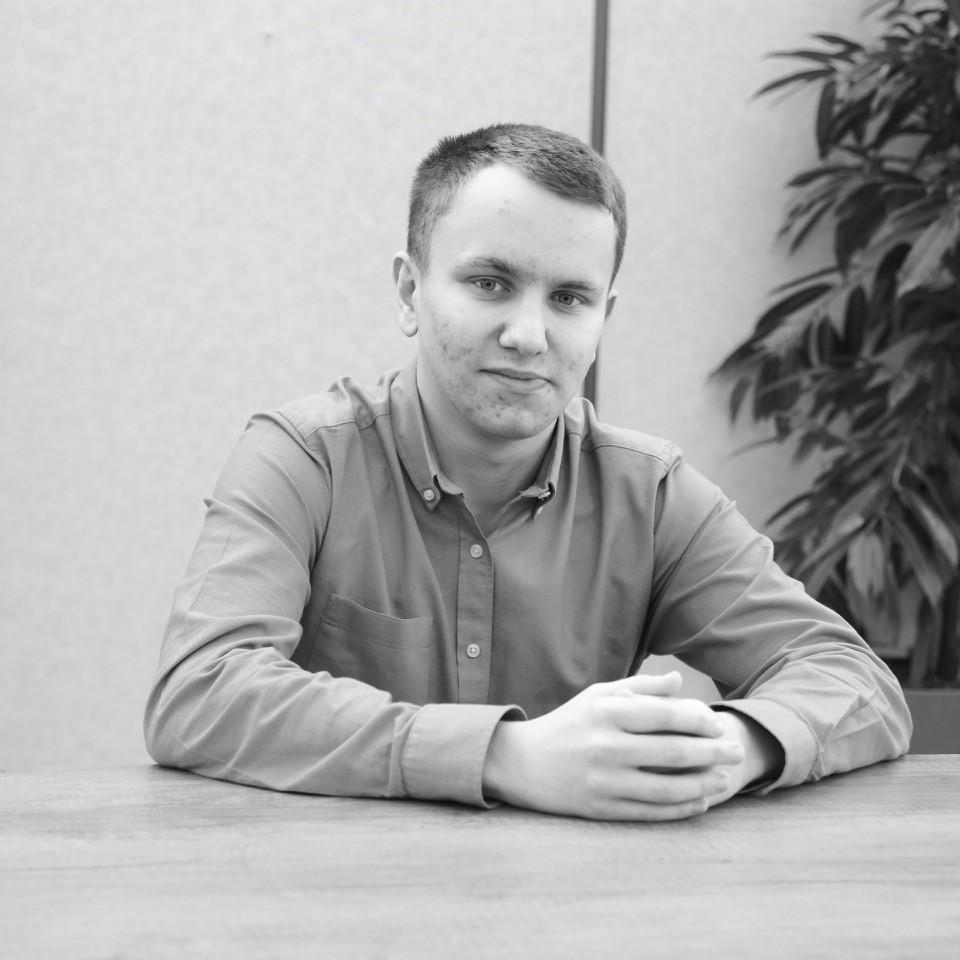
[307,594,434,705]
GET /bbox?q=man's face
[395,163,618,451]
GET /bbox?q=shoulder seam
[273,408,392,445]
[580,435,676,467]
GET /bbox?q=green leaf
[834,183,888,270]
[768,489,818,528]
[797,517,867,585]
[711,340,758,379]
[887,513,946,606]
[793,430,822,462]
[873,83,926,149]
[726,433,788,460]
[831,482,884,536]
[825,95,874,145]
[755,68,833,98]
[909,623,934,688]
[728,376,752,421]
[816,80,838,156]
[787,164,858,188]
[878,196,945,242]
[788,203,835,252]
[872,331,930,373]
[804,549,849,598]
[812,33,864,53]
[754,283,834,339]
[887,373,917,410]
[897,207,960,295]
[771,266,840,293]
[768,49,843,65]
[900,489,960,567]
[842,286,867,352]
[753,356,784,420]
[847,532,886,597]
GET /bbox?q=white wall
[607,0,867,696]
[602,0,866,526]
[1,1,869,766]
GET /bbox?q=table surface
[2,757,958,959]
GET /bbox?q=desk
[2,757,958,959]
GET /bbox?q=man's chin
[475,410,559,442]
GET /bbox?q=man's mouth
[484,367,549,384]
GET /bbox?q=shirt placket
[455,518,494,704]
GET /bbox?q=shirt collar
[518,417,561,505]
[392,360,444,510]
[390,358,563,513]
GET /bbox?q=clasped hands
[482,671,774,821]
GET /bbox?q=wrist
[481,719,521,805]
[712,709,784,791]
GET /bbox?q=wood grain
[1,757,958,959]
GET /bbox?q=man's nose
[499,294,548,355]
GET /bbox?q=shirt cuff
[400,702,526,807]
[712,697,818,794]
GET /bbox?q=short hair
[406,123,627,279]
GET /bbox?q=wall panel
[0,0,590,765]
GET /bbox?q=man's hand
[703,708,785,807]
[482,672,747,821]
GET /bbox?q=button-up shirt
[144,363,911,805]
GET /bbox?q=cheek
[428,311,476,364]
[559,328,602,373]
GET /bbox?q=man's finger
[604,693,724,738]
[583,796,711,822]
[610,732,745,772]
[607,766,732,805]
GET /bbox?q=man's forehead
[428,164,617,280]
[446,162,555,208]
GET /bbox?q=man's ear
[604,288,618,322]
[393,252,421,338]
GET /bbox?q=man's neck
[422,408,553,532]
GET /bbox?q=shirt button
[422,489,436,502]
[469,543,483,559]
[466,643,481,659]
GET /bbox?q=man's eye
[554,292,584,307]
[473,277,506,293]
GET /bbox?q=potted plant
[712,0,960,749]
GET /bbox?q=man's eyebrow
[456,256,605,294]
[558,278,606,295]
[456,255,529,277]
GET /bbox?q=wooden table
[2,757,958,959]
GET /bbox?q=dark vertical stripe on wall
[590,0,609,155]
[583,0,609,407]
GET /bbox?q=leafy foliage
[714,0,960,686]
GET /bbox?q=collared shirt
[144,363,911,805]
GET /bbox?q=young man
[144,124,910,821]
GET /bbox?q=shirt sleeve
[644,453,912,792]
[143,415,522,806]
